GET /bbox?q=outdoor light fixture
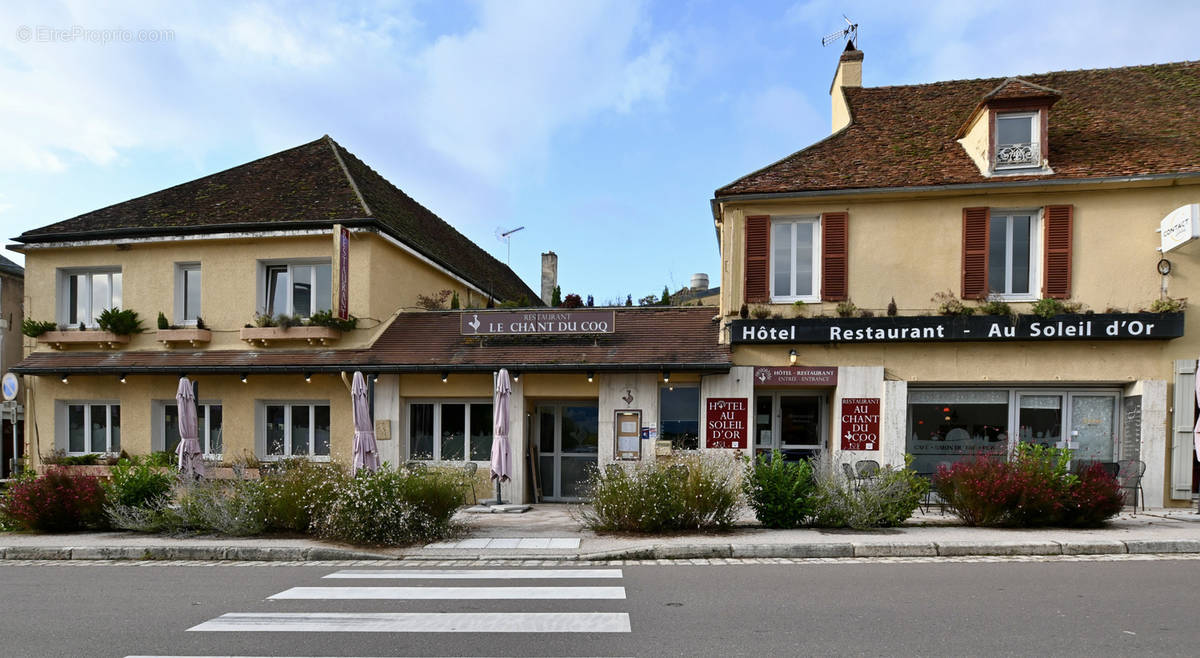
[662,371,670,384]
[61,374,69,384]
[586,371,594,383]
[788,349,797,365]
[119,373,127,384]
[304,373,312,383]
[441,372,449,383]
[512,371,520,382]
[240,373,248,383]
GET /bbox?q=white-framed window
[407,400,493,461]
[59,402,121,454]
[660,386,700,450]
[988,209,1041,300]
[57,268,122,327]
[260,260,332,318]
[154,400,223,457]
[175,263,202,325]
[770,216,821,302]
[994,111,1040,169]
[260,402,331,460]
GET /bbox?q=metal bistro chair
[855,460,880,481]
[840,462,859,491]
[1117,459,1146,513]
[461,462,478,505]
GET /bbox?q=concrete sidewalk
[2,505,1199,562]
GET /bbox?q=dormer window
[994,112,1039,169]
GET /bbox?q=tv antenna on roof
[495,226,525,266]
[821,15,857,48]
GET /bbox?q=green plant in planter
[96,308,144,335]
[253,312,277,328]
[276,314,303,330]
[157,312,171,330]
[1150,297,1187,313]
[1031,298,1065,318]
[751,305,771,319]
[195,316,207,330]
[931,290,974,316]
[835,300,858,318]
[308,310,358,332]
[977,299,1013,317]
[21,318,58,337]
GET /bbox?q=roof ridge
[856,59,1200,93]
[325,135,372,217]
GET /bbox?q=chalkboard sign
[1122,396,1142,462]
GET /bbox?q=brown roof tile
[14,137,539,303]
[716,60,1200,197]
[11,307,730,374]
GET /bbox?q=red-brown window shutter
[821,212,848,301]
[744,215,770,304]
[1043,205,1073,299]
[961,207,990,299]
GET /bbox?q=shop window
[660,386,700,450]
[57,268,122,327]
[157,400,223,457]
[906,390,1008,474]
[407,400,493,461]
[62,402,121,454]
[260,261,332,318]
[175,263,202,324]
[261,402,330,459]
[987,211,1039,298]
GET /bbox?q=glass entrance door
[754,393,825,461]
[1017,392,1117,463]
[536,403,598,501]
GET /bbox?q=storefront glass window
[661,386,700,450]
[469,404,492,460]
[441,403,466,460]
[907,390,1008,474]
[407,401,492,461]
[409,403,434,460]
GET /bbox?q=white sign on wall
[1158,204,1200,253]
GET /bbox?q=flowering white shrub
[313,466,465,546]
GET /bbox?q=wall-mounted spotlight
[586,371,595,383]
[240,373,248,384]
[512,371,520,382]
[662,371,670,384]
[304,373,312,383]
[788,349,797,365]
[119,373,127,384]
[441,371,449,383]
[61,374,69,384]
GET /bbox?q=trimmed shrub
[1,468,108,532]
[743,451,814,529]
[314,466,464,546]
[810,458,927,529]
[934,444,1121,527]
[578,452,743,533]
[171,478,267,536]
[258,458,347,533]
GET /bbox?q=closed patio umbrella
[175,377,205,478]
[490,368,512,504]
[351,371,380,475]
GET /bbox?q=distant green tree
[449,291,460,309]
[625,294,633,306]
[660,286,671,306]
[551,286,562,307]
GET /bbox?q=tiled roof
[13,137,538,303]
[0,254,22,278]
[716,59,1200,197]
[10,307,730,374]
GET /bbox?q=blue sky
[2,0,1198,302]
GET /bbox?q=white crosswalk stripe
[269,585,626,599]
[187,565,633,639]
[324,568,623,579]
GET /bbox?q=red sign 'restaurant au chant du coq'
[841,397,880,451]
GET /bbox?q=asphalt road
[2,558,1198,657]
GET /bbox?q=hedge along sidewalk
[4,509,1200,562]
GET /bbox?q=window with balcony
[58,268,122,327]
[994,112,1039,169]
[262,261,331,318]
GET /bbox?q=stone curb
[0,545,390,561]
[5,539,1200,562]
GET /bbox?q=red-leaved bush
[934,445,1123,528]
[1,468,108,532]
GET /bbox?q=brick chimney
[540,252,557,305]
[829,42,862,134]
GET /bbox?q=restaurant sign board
[753,366,838,387]
[841,398,880,451]
[705,397,748,449]
[461,310,616,336]
[732,312,1184,344]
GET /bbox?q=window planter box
[38,330,131,350]
[239,326,341,346]
[156,328,212,347]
